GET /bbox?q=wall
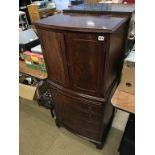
[54,0,70,10]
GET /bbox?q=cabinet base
[96,143,104,149]
[55,119,61,128]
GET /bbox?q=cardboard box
[19,76,48,101]
[118,51,135,94]
[19,83,37,100]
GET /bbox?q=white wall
[54,0,70,10]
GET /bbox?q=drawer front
[65,115,101,133]
[68,99,103,115]
[65,116,101,140]
[50,86,103,140]
[67,103,102,125]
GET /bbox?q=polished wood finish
[34,14,126,33]
[34,14,127,148]
[63,3,134,55]
[65,32,105,96]
[39,7,55,18]
[35,30,69,86]
[19,61,47,79]
[111,89,135,113]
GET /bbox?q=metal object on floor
[38,89,55,118]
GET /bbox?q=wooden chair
[27,5,40,24]
[27,4,56,30]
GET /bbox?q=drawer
[69,100,103,115]
[50,86,103,115]
[65,116,101,140]
[50,86,103,140]
[67,104,102,125]
[65,115,101,132]
[78,127,100,141]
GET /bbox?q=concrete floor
[19,98,123,155]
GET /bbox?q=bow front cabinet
[34,14,127,149]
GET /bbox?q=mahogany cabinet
[34,14,127,148]
[63,3,135,55]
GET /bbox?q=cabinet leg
[55,120,61,128]
[96,143,104,149]
[50,108,55,118]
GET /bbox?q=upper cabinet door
[65,33,107,96]
[37,30,69,87]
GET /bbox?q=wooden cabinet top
[34,14,127,33]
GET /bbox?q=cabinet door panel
[37,30,68,86]
[65,33,106,96]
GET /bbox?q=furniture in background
[19,0,31,25]
[118,50,135,94]
[19,28,40,55]
[19,11,29,30]
[19,61,47,80]
[112,89,134,113]
[111,50,135,155]
[20,6,31,25]
[112,89,135,155]
[34,14,127,149]
[27,4,56,28]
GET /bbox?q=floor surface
[19,98,123,155]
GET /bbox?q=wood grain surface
[111,89,135,113]
[34,14,127,33]
[35,14,127,148]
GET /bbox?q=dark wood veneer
[34,14,127,149]
[34,14,127,33]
